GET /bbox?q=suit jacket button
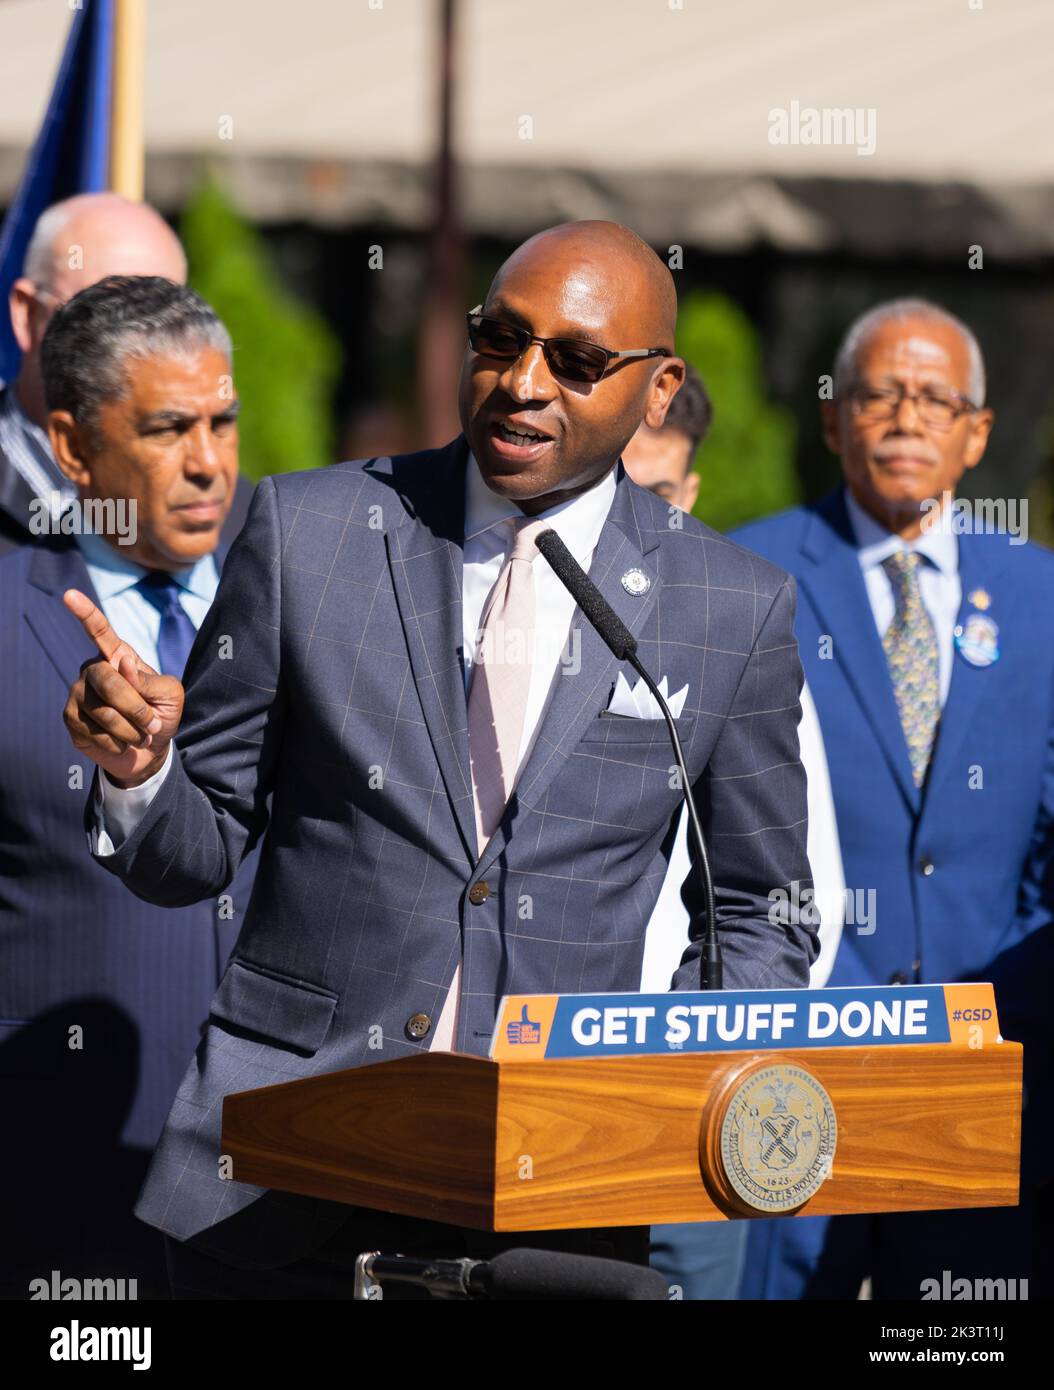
[918,856,935,876]
[468,881,491,905]
[888,971,908,985]
[406,1013,431,1041]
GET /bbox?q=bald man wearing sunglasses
[63,220,817,1298]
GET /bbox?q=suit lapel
[385,437,478,863]
[798,491,919,813]
[474,469,662,876]
[23,540,100,688]
[923,537,1008,802]
[386,450,664,871]
[0,435,37,537]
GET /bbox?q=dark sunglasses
[466,305,670,385]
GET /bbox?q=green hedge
[180,176,341,482]
[676,289,800,531]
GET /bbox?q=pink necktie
[432,516,546,1053]
[467,515,548,855]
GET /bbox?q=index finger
[63,588,123,661]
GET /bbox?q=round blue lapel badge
[621,567,651,596]
[954,612,1000,667]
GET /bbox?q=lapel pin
[621,568,651,597]
[954,613,1000,668]
[967,588,991,611]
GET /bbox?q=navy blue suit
[0,537,257,1295]
[732,490,1054,1298]
[89,439,818,1275]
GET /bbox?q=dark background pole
[417,0,466,448]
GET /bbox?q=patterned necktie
[881,551,940,787]
[134,571,198,677]
[466,516,548,854]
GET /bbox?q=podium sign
[491,983,1001,1060]
[221,983,1020,1232]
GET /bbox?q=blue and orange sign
[489,983,1001,1061]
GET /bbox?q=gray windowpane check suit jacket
[89,435,817,1269]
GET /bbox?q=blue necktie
[134,572,198,677]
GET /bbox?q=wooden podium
[220,985,1021,1232]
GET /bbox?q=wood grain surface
[220,1042,1022,1232]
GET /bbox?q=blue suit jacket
[0,537,256,1157]
[734,489,1054,993]
[91,437,818,1267]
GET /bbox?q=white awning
[2,0,1052,253]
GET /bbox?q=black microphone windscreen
[535,529,638,661]
[479,1247,669,1301]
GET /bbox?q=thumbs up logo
[506,1004,541,1045]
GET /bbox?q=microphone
[356,1248,669,1300]
[472,1248,669,1300]
[535,528,722,990]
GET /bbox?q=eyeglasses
[466,305,671,385]
[847,383,978,431]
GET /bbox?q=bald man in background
[0,192,252,555]
[64,219,817,1298]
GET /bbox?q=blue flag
[0,0,114,384]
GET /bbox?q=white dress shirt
[844,489,961,706]
[639,680,847,992]
[432,456,617,1046]
[85,534,219,856]
[461,453,617,762]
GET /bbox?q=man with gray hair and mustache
[0,275,257,1297]
[733,297,1054,1300]
[0,192,251,555]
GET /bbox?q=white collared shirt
[640,680,847,992]
[461,452,617,774]
[844,488,961,706]
[87,536,218,857]
[432,456,616,1048]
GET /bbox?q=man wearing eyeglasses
[733,298,1054,1300]
[61,219,818,1297]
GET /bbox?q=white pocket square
[607,671,689,720]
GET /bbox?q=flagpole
[109,0,145,199]
[416,0,465,448]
